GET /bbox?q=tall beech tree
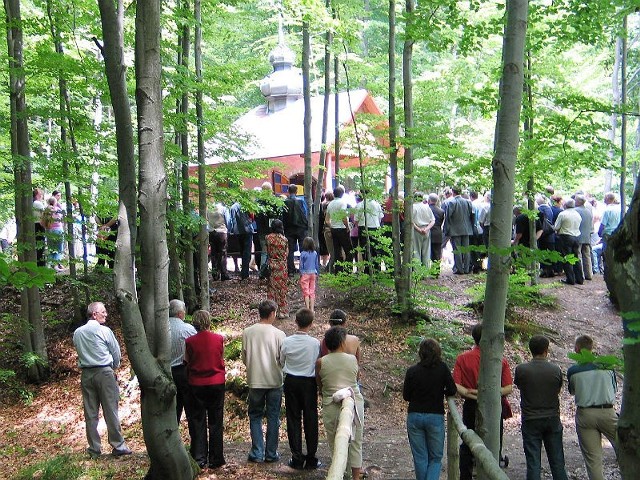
[99,0,195,477]
[477,0,528,474]
[4,0,48,383]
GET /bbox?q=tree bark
[96,0,137,253]
[388,0,401,292]
[604,155,640,478]
[194,0,209,311]
[5,0,48,383]
[398,0,415,320]
[179,0,197,313]
[620,16,627,212]
[302,20,313,235]
[477,0,528,476]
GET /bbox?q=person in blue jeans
[242,300,286,463]
[514,335,568,480]
[403,338,456,480]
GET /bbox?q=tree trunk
[179,0,197,312]
[128,0,194,477]
[388,0,401,292]
[334,48,340,185]
[302,20,313,236]
[312,1,333,246]
[619,16,627,212]
[96,0,137,253]
[5,0,49,383]
[524,51,538,285]
[477,0,528,476]
[46,0,87,323]
[194,0,209,311]
[398,0,415,320]
[605,37,622,195]
[604,141,640,479]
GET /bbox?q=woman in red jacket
[185,310,226,469]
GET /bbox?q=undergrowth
[405,319,471,367]
[14,454,83,480]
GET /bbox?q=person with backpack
[282,184,309,276]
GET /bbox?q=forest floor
[0,259,623,480]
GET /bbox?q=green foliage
[467,268,557,310]
[621,311,640,345]
[568,348,623,372]
[405,319,471,367]
[14,454,82,480]
[0,368,34,405]
[0,257,55,289]
[224,338,243,361]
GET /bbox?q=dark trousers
[557,234,583,284]
[284,375,319,467]
[191,383,225,467]
[522,416,568,480]
[238,233,253,279]
[209,231,229,280]
[286,228,308,275]
[460,399,504,480]
[357,227,382,274]
[171,365,199,459]
[450,234,471,274]
[35,223,47,267]
[470,232,485,272]
[330,228,353,274]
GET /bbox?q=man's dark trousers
[284,375,318,468]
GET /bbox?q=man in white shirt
[73,302,131,458]
[412,192,435,269]
[354,189,384,274]
[326,186,353,274]
[242,299,286,463]
[280,308,321,470]
[554,198,583,285]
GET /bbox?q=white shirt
[280,333,321,377]
[354,200,383,229]
[73,319,121,369]
[412,201,435,227]
[554,208,581,237]
[169,316,197,367]
[326,197,350,229]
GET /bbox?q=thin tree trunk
[388,0,401,291]
[179,0,196,312]
[605,37,622,195]
[5,0,48,383]
[46,0,87,322]
[524,50,538,285]
[478,0,528,476]
[334,48,340,185]
[194,0,209,310]
[399,0,415,319]
[313,0,333,246]
[620,15,627,213]
[302,20,313,235]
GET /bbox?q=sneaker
[288,459,305,470]
[264,453,280,463]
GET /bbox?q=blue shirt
[280,333,320,377]
[299,250,319,275]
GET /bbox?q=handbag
[259,259,271,279]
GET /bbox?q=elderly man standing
[553,198,584,285]
[574,194,594,281]
[73,302,131,458]
[412,192,435,269]
[168,299,199,458]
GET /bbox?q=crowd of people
[73,293,619,480]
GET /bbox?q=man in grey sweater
[514,335,568,480]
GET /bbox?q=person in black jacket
[403,338,456,480]
[282,184,309,275]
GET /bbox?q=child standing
[299,237,320,312]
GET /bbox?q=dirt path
[0,271,624,479]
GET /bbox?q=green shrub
[406,319,471,367]
[224,338,242,361]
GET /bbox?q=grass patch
[14,454,82,480]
